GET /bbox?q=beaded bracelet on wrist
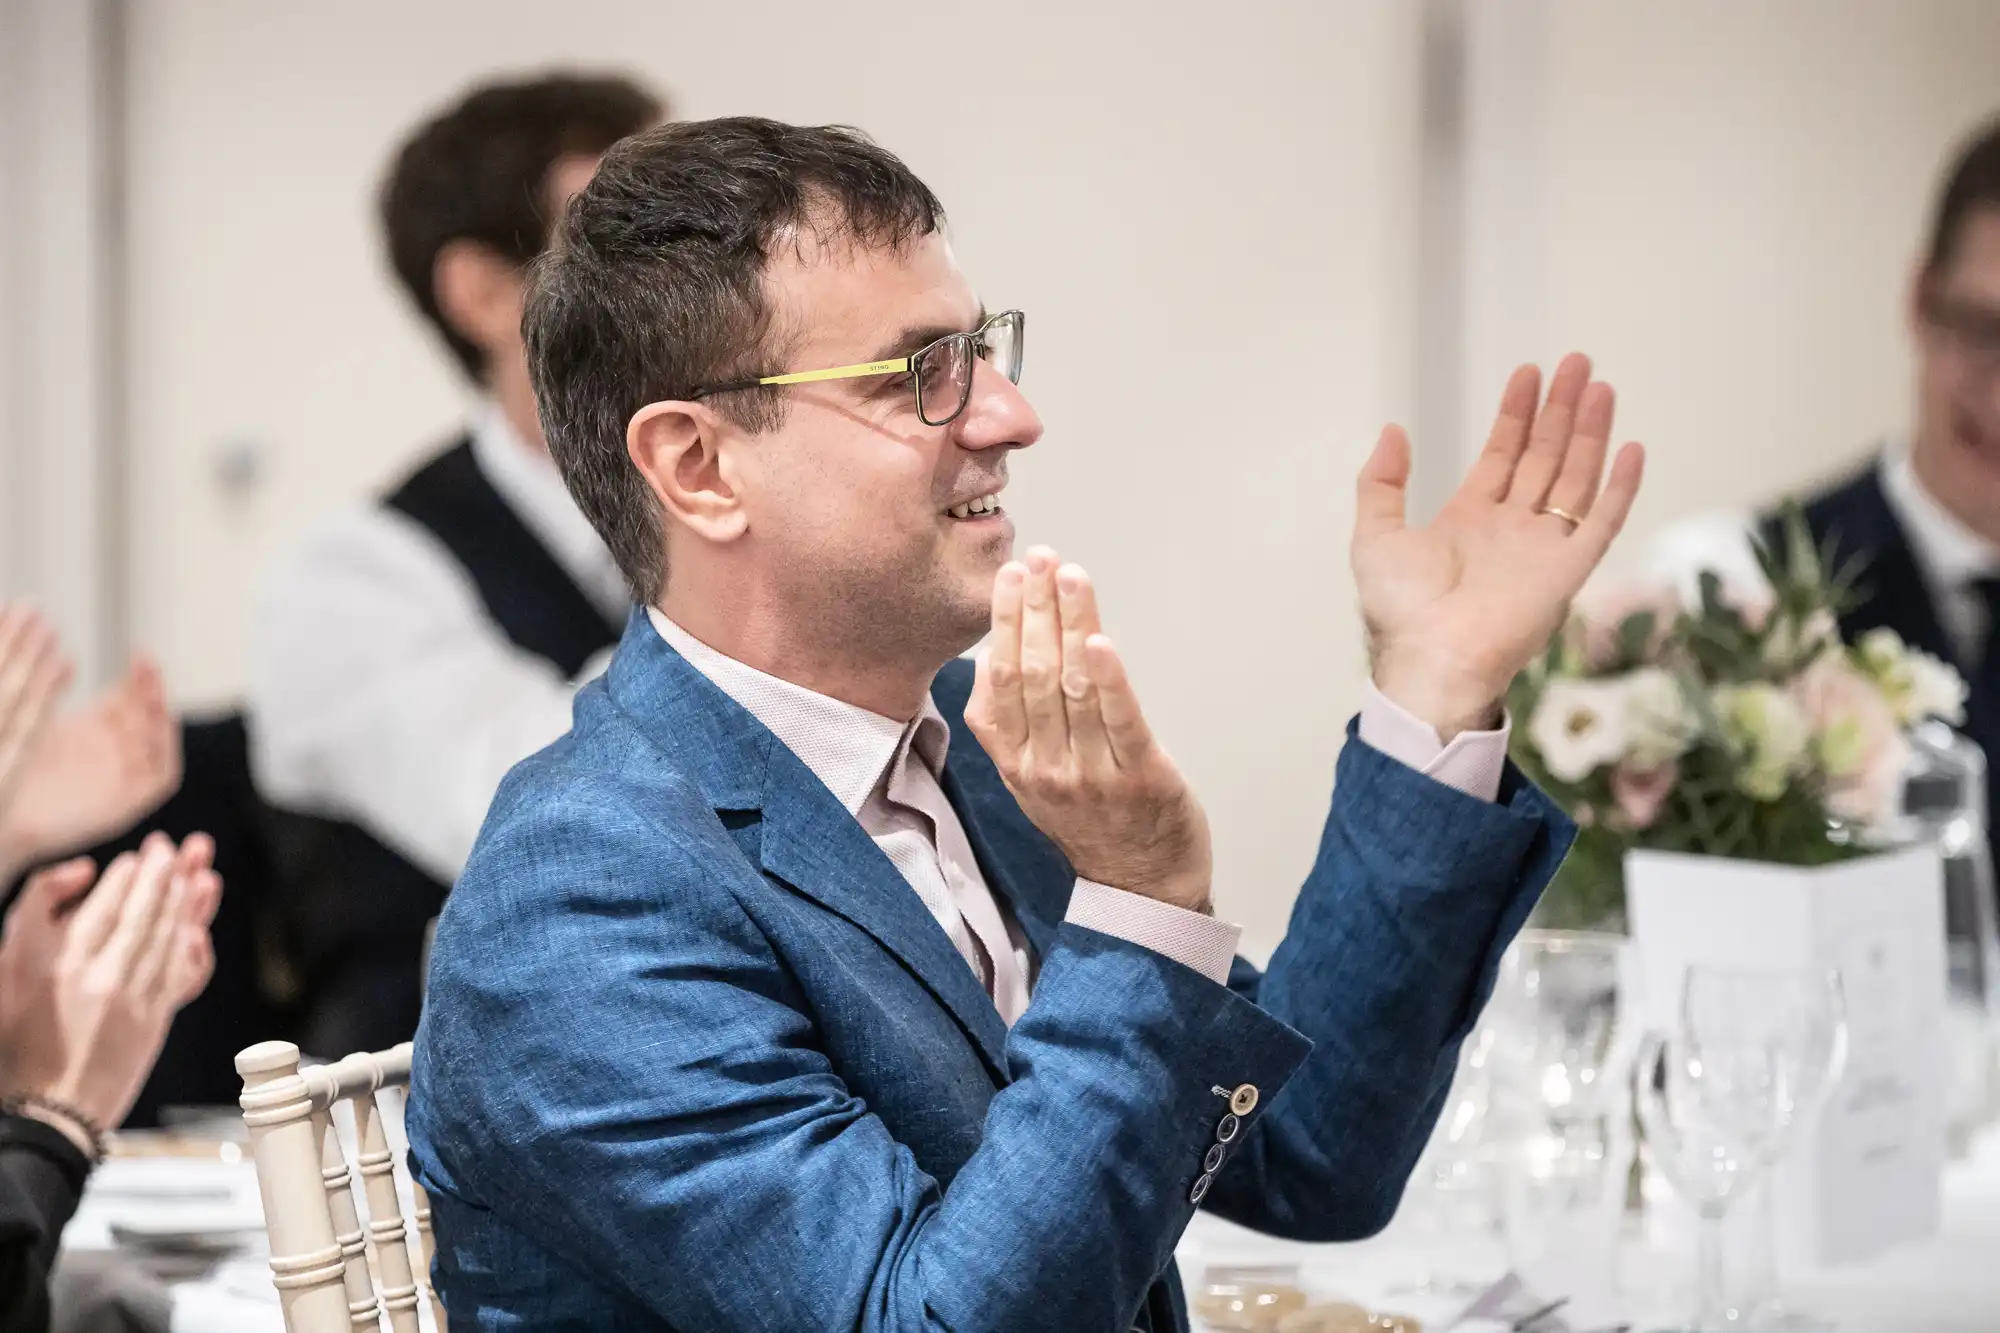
[1,1094,108,1165]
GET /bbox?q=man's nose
[952,359,1043,452]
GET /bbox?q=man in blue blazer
[406,117,1645,1332]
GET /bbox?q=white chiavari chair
[236,1040,446,1333]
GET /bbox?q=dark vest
[271,436,623,1056]
[1760,460,2000,894]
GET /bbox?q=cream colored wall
[1462,0,2000,568]
[121,0,1425,956]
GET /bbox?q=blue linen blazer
[406,609,1573,1332]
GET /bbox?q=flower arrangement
[1508,516,1968,930]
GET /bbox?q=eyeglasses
[687,309,1025,427]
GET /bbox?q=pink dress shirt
[646,609,1509,1020]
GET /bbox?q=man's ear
[628,401,750,547]
[433,240,524,356]
[1908,260,1938,343]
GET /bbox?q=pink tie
[886,720,1032,1025]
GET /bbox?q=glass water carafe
[1892,719,2000,1153]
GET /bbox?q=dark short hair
[380,71,664,381]
[1925,116,2000,277]
[526,116,947,601]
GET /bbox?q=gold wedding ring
[1539,505,1582,531]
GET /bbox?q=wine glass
[1634,966,1848,1331]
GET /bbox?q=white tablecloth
[1180,1125,2000,1332]
[59,1151,275,1333]
[61,1126,2000,1332]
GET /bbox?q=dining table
[56,1122,2000,1333]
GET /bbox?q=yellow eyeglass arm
[756,358,911,387]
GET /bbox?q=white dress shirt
[249,404,625,882]
[1880,441,2000,666]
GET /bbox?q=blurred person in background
[1654,117,2000,876]
[0,610,221,1333]
[249,72,664,1057]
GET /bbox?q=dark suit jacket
[408,611,1574,1332]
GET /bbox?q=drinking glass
[1890,720,2000,1154]
[1387,1018,1503,1297]
[1488,931,1635,1304]
[1634,966,1848,1331]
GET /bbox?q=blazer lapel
[755,751,1012,1081]
[930,661,1072,964]
[604,613,1011,1082]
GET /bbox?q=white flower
[1527,678,1630,783]
[1904,651,1969,725]
[1619,667,1700,767]
[1855,627,1901,673]
[1854,627,1968,725]
[1714,682,1813,802]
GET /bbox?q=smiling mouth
[945,493,1004,521]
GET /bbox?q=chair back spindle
[237,1040,446,1333]
[312,1099,379,1329]
[236,1042,355,1333]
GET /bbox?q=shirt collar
[1879,439,2000,589]
[645,606,950,815]
[469,401,629,619]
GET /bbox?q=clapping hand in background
[0,604,182,880]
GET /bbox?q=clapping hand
[965,548,1212,913]
[1353,353,1645,740]
[0,606,74,809]
[0,655,181,877]
[0,833,221,1140]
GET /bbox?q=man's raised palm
[1353,354,1645,740]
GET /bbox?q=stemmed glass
[1634,966,1849,1331]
